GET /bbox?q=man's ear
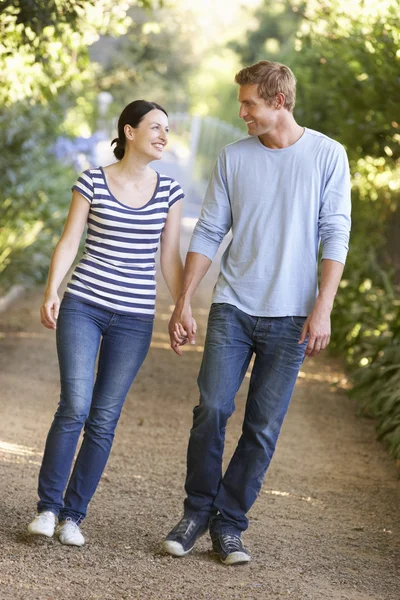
[275,92,286,110]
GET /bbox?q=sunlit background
[0,0,399,458]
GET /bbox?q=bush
[331,247,400,459]
[0,103,74,293]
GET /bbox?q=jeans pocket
[290,316,307,332]
[129,315,154,324]
[60,295,86,313]
[208,302,233,322]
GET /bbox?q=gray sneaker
[211,532,251,565]
[163,515,209,557]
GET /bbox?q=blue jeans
[184,303,307,534]
[37,295,153,523]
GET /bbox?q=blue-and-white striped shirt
[65,167,184,317]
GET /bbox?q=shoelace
[37,513,54,523]
[221,534,242,552]
[62,518,80,532]
[175,518,195,537]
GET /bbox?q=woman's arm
[160,200,198,355]
[160,200,184,303]
[40,191,90,329]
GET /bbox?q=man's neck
[258,118,304,149]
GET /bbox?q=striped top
[65,167,184,317]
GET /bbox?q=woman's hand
[168,301,197,356]
[40,290,60,330]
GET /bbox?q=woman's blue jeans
[37,295,153,523]
[184,303,307,534]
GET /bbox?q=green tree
[92,5,195,113]
[230,0,303,65]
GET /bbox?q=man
[163,60,351,565]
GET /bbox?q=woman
[28,100,185,546]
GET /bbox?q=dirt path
[0,241,399,600]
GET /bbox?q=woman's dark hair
[111,100,168,160]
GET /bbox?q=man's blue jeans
[184,303,307,534]
[37,295,153,523]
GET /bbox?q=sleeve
[319,144,352,265]
[168,179,185,208]
[71,170,94,204]
[188,149,232,261]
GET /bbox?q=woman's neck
[114,151,152,180]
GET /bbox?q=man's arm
[169,150,232,355]
[299,144,351,357]
[298,258,344,357]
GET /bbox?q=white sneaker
[27,511,56,537]
[55,518,85,547]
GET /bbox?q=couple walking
[27,60,351,565]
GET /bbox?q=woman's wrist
[44,285,58,296]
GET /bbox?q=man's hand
[168,301,197,356]
[298,301,331,358]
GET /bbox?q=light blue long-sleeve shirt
[189,128,351,317]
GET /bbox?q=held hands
[168,300,197,356]
[298,301,331,358]
[40,290,60,330]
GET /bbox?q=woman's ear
[124,124,135,140]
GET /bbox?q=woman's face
[128,109,169,160]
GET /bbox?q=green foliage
[0,102,74,292]
[91,6,196,113]
[188,48,244,124]
[0,1,142,106]
[331,248,400,458]
[0,0,96,38]
[230,0,303,65]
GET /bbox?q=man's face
[238,84,278,136]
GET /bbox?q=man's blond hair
[235,61,297,112]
